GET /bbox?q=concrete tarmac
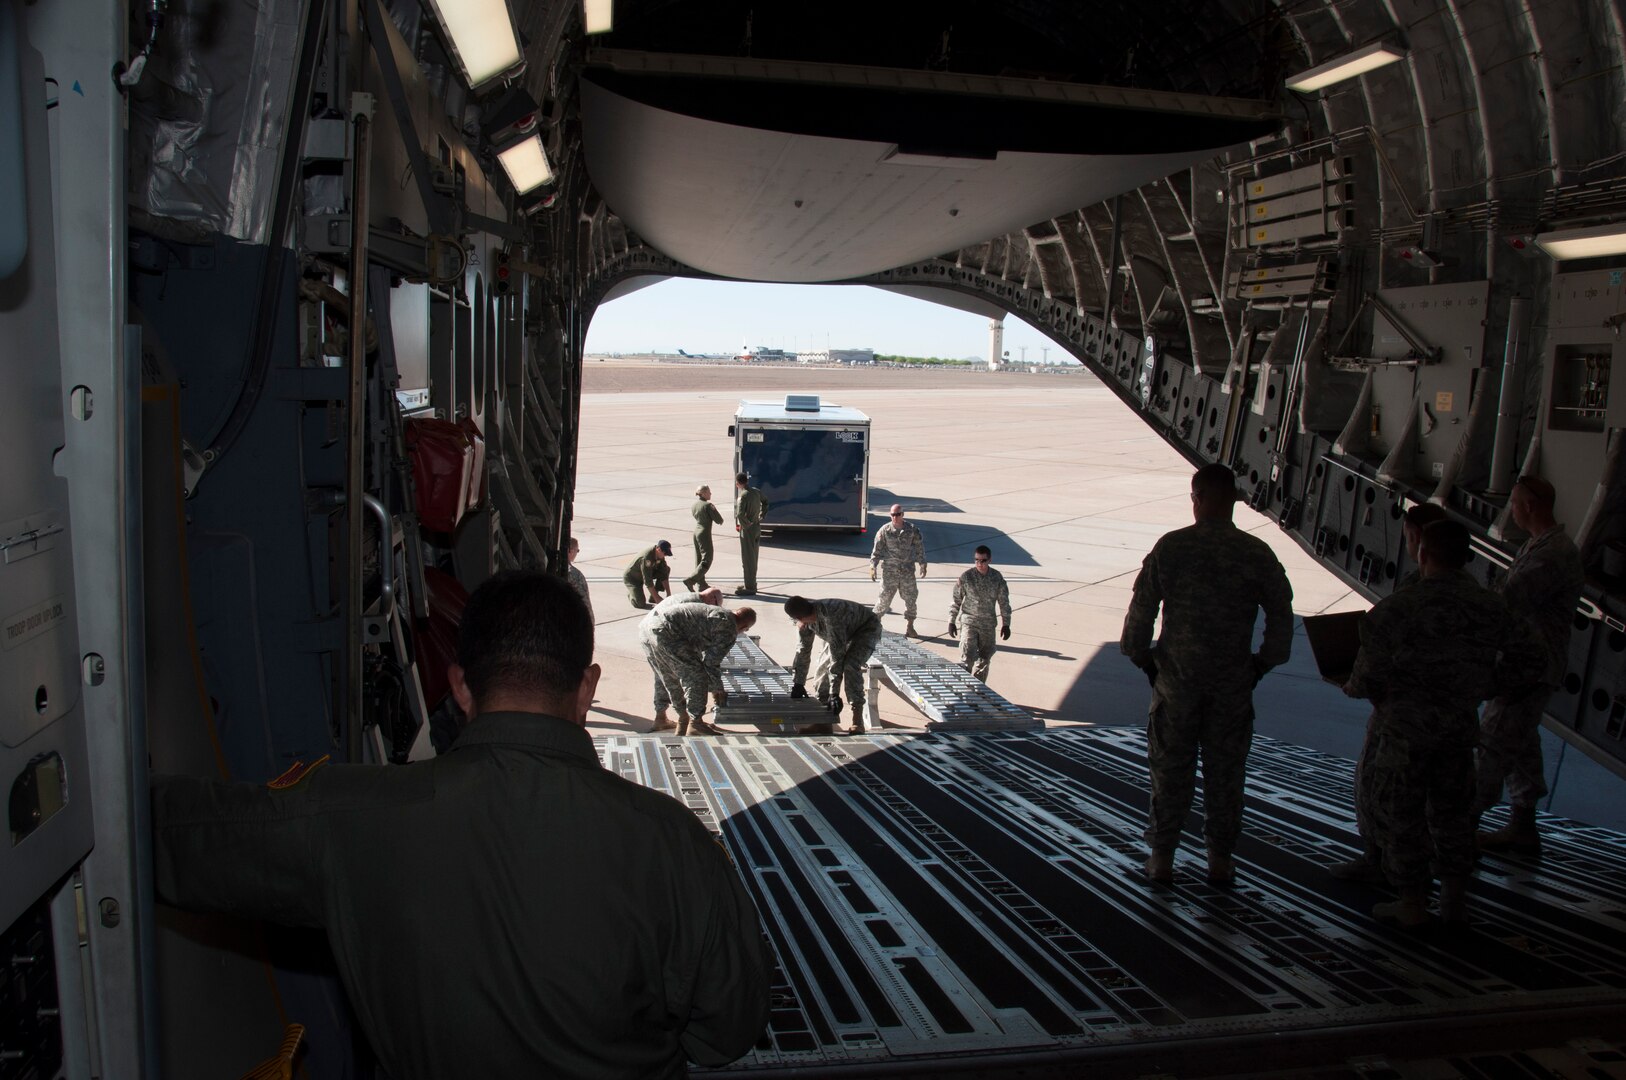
[570,359,1624,829]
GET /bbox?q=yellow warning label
[1435,391,1455,412]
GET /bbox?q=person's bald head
[1510,475,1558,535]
[697,587,723,606]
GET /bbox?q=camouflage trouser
[640,629,682,716]
[1145,690,1254,857]
[1353,714,1381,862]
[739,525,761,591]
[1368,729,1475,887]
[874,563,918,620]
[815,628,881,709]
[641,628,709,717]
[959,621,998,682]
[1473,684,1553,814]
[684,536,714,589]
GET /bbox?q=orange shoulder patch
[267,754,331,790]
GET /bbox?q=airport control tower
[988,317,1005,371]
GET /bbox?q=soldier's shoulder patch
[267,755,331,790]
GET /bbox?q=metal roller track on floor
[718,635,832,730]
[871,632,1041,732]
[597,728,1626,1076]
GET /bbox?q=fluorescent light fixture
[1534,222,1626,261]
[1285,41,1407,93]
[583,0,613,34]
[422,0,523,88]
[497,134,553,194]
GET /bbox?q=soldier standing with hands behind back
[734,472,767,596]
[1121,464,1293,886]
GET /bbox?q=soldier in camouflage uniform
[640,586,726,730]
[947,545,1012,682]
[1329,501,1447,884]
[734,473,768,595]
[1121,464,1293,886]
[565,537,594,624]
[622,540,672,608]
[641,600,754,736]
[683,484,725,591]
[1474,475,1584,856]
[870,505,926,636]
[1344,520,1545,926]
[786,596,883,734]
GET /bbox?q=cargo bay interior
[3,0,1626,1076]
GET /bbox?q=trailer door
[746,425,867,529]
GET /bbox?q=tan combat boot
[649,710,678,733]
[1478,805,1541,856]
[1144,849,1174,884]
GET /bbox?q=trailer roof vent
[784,394,821,412]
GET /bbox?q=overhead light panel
[422,0,523,89]
[1534,222,1626,261]
[583,0,613,34]
[497,134,553,194]
[1285,41,1407,93]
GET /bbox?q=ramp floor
[597,728,1626,1076]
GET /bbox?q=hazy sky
[583,277,1077,363]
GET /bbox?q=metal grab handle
[362,493,394,616]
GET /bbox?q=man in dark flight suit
[151,571,770,1080]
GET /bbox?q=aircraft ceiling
[532,0,1624,364]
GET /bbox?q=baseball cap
[657,539,673,555]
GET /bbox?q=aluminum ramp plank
[595,728,1626,1076]
[871,631,1042,732]
[718,635,834,730]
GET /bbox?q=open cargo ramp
[599,728,1626,1076]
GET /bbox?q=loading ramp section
[597,728,1626,1076]
[871,631,1042,732]
[717,631,1042,733]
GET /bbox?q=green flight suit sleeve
[151,773,327,928]
[707,502,723,525]
[678,837,771,1065]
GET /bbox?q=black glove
[1000,624,1011,641]
[829,696,843,715]
[1141,660,1159,687]
[1251,656,1268,688]
[789,684,808,699]
[947,621,958,638]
